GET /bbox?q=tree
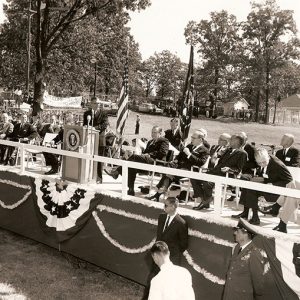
[243,0,300,123]
[1,0,150,113]
[184,11,241,116]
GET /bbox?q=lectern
[62,125,99,184]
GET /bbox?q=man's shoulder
[174,214,187,225]
[290,146,300,154]
[157,137,169,143]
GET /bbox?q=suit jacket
[164,128,182,150]
[242,143,258,174]
[223,242,266,300]
[0,121,14,138]
[156,213,188,262]
[259,155,293,187]
[275,146,300,167]
[208,145,228,169]
[83,109,108,134]
[143,137,169,160]
[211,148,247,175]
[11,122,37,141]
[175,143,209,170]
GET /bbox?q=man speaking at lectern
[83,96,109,183]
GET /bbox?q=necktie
[163,216,170,232]
[238,247,242,254]
[284,149,287,156]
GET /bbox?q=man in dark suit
[208,133,231,169]
[164,118,182,150]
[223,220,269,300]
[8,114,38,165]
[83,97,109,183]
[105,126,169,196]
[232,147,293,225]
[148,130,210,201]
[157,197,188,265]
[193,135,247,210]
[275,134,300,167]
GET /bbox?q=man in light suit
[105,126,169,196]
[275,134,300,167]
[193,135,247,210]
[232,148,293,225]
[149,241,195,300]
[0,113,14,164]
[223,220,268,300]
[148,130,209,201]
[83,97,109,183]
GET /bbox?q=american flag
[179,45,194,142]
[116,58,129,136]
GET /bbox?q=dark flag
[116,57,129,136]
[179,45,194,142]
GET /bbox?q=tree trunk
[272,99,277,124]
[264,63,270,124]
[212,67,219,117]
[255,89,260,123]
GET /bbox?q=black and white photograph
[0,0,300,299]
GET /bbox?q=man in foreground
[223,220,268,300]
[148,241,195,300]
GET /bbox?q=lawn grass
[0,228,144,300]
[108,112,300,147]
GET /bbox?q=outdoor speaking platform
[62,125,99,184]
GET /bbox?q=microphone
[87,115,91,127]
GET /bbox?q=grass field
[109,112,300,147]
[0,228,144,300]
[1,114,299,299]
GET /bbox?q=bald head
[218,133,231,147]
[280,134,294,148]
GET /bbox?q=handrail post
[214,181,223,215]
[122,161,128,199]
[20,144,25,174]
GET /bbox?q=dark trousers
[116,154,155,190]
[97,133,106,180]
[43,152,59,170]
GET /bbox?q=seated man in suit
[232,147,293,225]
[147,130,209,201]
[275,134,300,167]
[193,134,247,210]
[83,97,109,183]
[7,113,38,165]
[105,126,169,196]
[208,133,231,169]
[0,113,14,164]
[164,118,182,150]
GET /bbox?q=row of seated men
[105,118,299,233]
[0,112,62,175]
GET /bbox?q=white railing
[0,139,299,216]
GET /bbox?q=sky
[129,0,300,62]
[0,0,299,63]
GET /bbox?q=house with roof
[223,96,250,116]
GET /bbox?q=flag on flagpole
[116,57,129,136]
[179,45,194,142]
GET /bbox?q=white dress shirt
[148,261,195,300]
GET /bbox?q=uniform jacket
[223,242,266,300]
[275,146,300,167]
[175,143,209,170]
[83,109,109,134]
[156,213,188,261]
[164,128,182,150]
[143,137,169,160]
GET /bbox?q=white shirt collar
[165,213,177,228]
[240,240,252,251]
[284,147,290,154]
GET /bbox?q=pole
[26,0,31,95]
[93,63,97,97]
